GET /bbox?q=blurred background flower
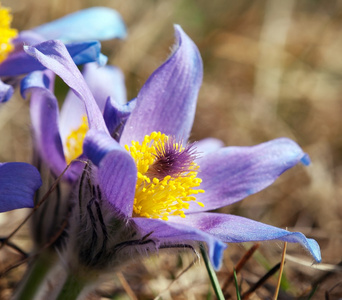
[1,0,342,299]
[0,4,126,103]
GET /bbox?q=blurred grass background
[1,0,342,299]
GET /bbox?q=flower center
[125,131,205,221]
[0,4,17,63]
[65,115,89,164]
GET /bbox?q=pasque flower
[0,162,41,212]
[24,26,321,271]
[0,4,126,102]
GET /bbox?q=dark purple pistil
[146,137,197,180]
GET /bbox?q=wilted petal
[177,213,321,262]
[189,138,309,213]
[133,217,227,270]
[32,7,126,43]
[0,162,42,212]
[24,40,108,133]
[0,80,13,103]
[0,41,105,77]
[120,25,203,145]
[83,129,137,217]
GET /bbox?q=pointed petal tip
[23,44,34,55]
[180,213,321,265]
[305,237,321,263]
[24,39,109,133]
[276,137,310,166]
[173,24,190,40]
[282,231,321,263]
[211,240,227,270]
[173,24,183,38]
[282,230,321,263]
[120,23,203,144]
[98,53,108,67]
[301,153,311,166]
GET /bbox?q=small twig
[241,262,281,300]
[155,244,199,298]
[0,238,28,258]
[273,241,287,300]
[0,256,30,277]
[325,290,330,300]
[304,260,342,298]
[325,280,342,300]
[42,214,70,250]
[222,243,260,292]
[0,211,69,278]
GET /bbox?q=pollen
[0,4,17,63]
[125,131,205,221]
[65,115,89,164]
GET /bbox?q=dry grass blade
[286,255,342,272]
[241,262,281,300]
[116,272,138,300]
[273,241,287,300]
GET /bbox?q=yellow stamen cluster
[0,4,17,63]
[125,132,205,221]
[65,115,89,164]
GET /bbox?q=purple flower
[23,26,321,270]
[0,7,126,103]
[0,162,41,212]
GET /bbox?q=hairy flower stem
[13,253,57,300]
[56,274,88,300]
